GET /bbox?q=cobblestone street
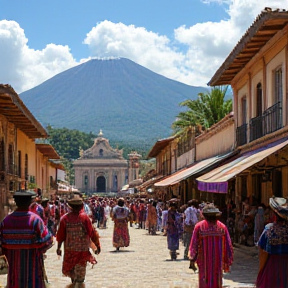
[0,219,258,288]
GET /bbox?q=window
[18,151,21,177]
[256,83,262,117]
[84,175,88,186]
[25,154,28,180]
[274,67,283,104]
[99,149,103,157]
[241,97,247,125]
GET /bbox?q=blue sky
[1,0,228,60]
[0,0,287,93]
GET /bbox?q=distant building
[73,130,141,194]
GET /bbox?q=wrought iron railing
[239,101,283,146]
[263,101,282,135]
[236,123,247,146]
[250,115,263,142]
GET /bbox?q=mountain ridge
[20,58,207,150]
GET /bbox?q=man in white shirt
[183,199,199,260]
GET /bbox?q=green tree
[172,86,232,136]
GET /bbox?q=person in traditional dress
[189,203,233,288]
[183,199,199,260]
[138,200,146,229]
[147,200,158,235]
[161,204,169,236]
[29,196,45,220]
[56,193,101,285]
[0,191,53,288]
[166,200,182,260]
[111,198,130,251]
[256,197,288,288]
[254,206,265,245]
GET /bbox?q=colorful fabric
[112,205,129,220]
[256,254,288,288]
[257,222,288,254]
[147,204,157,226]
[162,210,168,229]
[147,204,157,234]
[0,210,53,288]
[166,209,181,251]
[256,221,288,288]
[112,207,130,248]
[113,219,130,248]
[56,211,100,278]
[189,220,233,288]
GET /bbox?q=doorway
[97,176,106,192]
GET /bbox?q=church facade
[73,131,140,194]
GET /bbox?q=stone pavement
[0,219,258,288]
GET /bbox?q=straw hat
[202,203,222,215]
[68,194,83,206]
[269,197,288,220]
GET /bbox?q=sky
[0,0,287,93]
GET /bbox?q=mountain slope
[20,58,207,150]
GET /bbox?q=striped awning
[197,139,288,193]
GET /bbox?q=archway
[97,176,106,192]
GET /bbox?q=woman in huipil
[256,197,288,288]
[111,198,130,251]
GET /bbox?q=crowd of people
[0,190,288,288]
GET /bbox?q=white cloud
[0,20,77,93]
[84,20,186,79]
[83,0,288,87]
[1,0,288,92]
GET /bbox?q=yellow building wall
[16,130,36,180]
[196,123,235,161]
[234,38,287,129]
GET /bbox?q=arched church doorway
[97,176,106,192]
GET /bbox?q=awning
[138,175,164,189]
[197,139,288,193]
[154,152,234,187]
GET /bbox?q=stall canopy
[154,152,234,187]
[197,138,288,193]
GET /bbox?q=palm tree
[172,86,232,136]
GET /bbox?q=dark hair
[169,202,177,208]
[69,203,83,211]
[203,214,218,222]
[14,196,32,207]
[118,198,125,207]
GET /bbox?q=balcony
[236,123,247,146]
[7,163,18,175]
[250,115,263,142]
[263,101,282,134]
[238,101,283,146]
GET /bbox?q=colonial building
[0,84,64,220]
[148,114,235,205]
[73,130,140,194]
[196,8,288,208]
